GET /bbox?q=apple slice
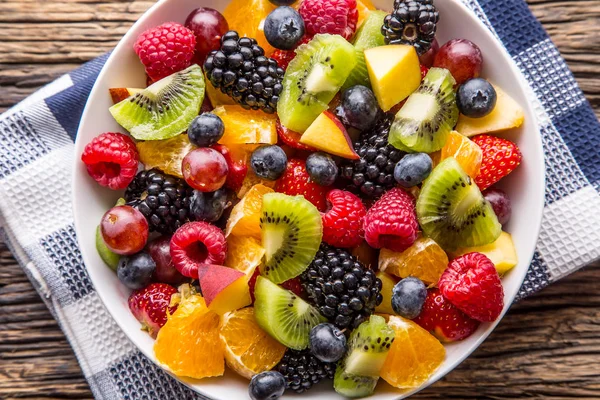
[109,88,143,104]
[300,111,359,159]
[198,265,252,315]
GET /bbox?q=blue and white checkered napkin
[1,0,599,398]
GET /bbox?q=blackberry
[275,349,335,393]
[301,244,383,330]
[382,0,439,55]
[341,113,405,198]
[125,169,194,235]
[204,31,285,114]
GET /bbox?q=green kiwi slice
[334,315,396,398]
[388,67,458,153]
[95,225,120,271]
[260,193,323,284]
[254,276,326,350]
[277,34,357,132]
[417,157,502,250]
[343,10,388,90]
[109,64,205,141]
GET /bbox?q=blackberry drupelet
[301,244,383,330]
[341,113,405,198]
[125,169,194,235]
[275,349,335,393]
[204,31,285,113]
[382,0,439,55]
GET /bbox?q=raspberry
[439,252,504,322]
[299,0,359,40]
[81,132,139,190]
[134,22,196,82]
[275,159,328,212]
[170,222,227,279]
[128,283,178,338]
[322,190,366,248]
[363,188,418,252]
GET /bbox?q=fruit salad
[81,0,526,398]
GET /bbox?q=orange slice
[137,134,195,178]
[213,105,278,145]
[226,184,274,239]
[236,171,277,199]
[380,315,445,389]
[220,307,287,379]
[226,235,265,276]
[439,131,483,179]
[356,0,376,29]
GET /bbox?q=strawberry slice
[276,120,316,151]
[275,158,328,212]
[472,135,522,191]
[212,144,248,192]
[128,283,178,338]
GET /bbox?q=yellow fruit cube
[451,231,518,275]
[375,271,400,315]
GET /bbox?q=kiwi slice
[109,64,205,141]
[277,34,357,132]
[254,276,326,350]
[95,225,120,271]
[388,67,459,153]
[260,193,323,284]
[334,315,396,398]
[417,157,502,250]
[343,10,388,90]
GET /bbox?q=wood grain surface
[1,1,599,399]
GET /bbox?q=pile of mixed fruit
[81,0,526,398]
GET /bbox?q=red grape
[182,148,228,192]
[100,206,148,255]
[433,39,483,85]
[419,38,439,68]
[483,188,512,226]
[185,7,229,64]
[147,236,186,284]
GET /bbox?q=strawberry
[275,158,328,211]
[472,135,522,191]
[420,64,429,80]
[212,144,248,192]
[413,288,480,342]
[276,119,316,151]
[439,252,504,322]
[128,283,178,337]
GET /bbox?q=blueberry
[248,371,286,400]
[251,145,288,180]
[189,188,231,222]
[457,78,497,118]
[306,152,338,186]
[263,6,305,50]
[335,85,380,131]
[391,277,427,319]
[394,153,432,187]
[187,113,225,147]
[117,252,156,289]
[268,0,296,5]
[310,323,347,363]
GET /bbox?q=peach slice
[198,265,252,315]
[300,111,359,159]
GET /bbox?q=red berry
[211,144,248,192]
[128,283,178,338]
[439,252,504,322]
[276,119,316,151]
[184,7,229,64]
[433,38,483,85]
[281,277,304,298]
[170,221,227,279]
[182,147,229,192]
[299,0,359,40]
[363,188,418,252]
[472,135,522,191]
[271,36,311,70]
[420,65,429,80]
[134,22,196,81]
[100,206,149,255]
[275,158,328,212]
[81,132,139,190]
[413,288,480,343]
[322,190,366,248]
[147,236,186,284]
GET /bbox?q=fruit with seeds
[254,276,326,349]
[457,78,497,118]
[260,193,323,283]
[185,8,229,64]
[136,134,195,179]
[110,65,205,141]
[438,130,482,179]
[434,38,483,85]
[483,188,512,226]
[299,111,359,159]
[391,277,427,319]
[333,315,395,398]
[374,271,400,315]
[416,157,501,250]
[264,6,305,50]
[275,348,336,393]
[100,205,149,255]
[117,252,156,290]
[394,153,433,188]
[335,85,380,131]
[306,152,338,186]
[170,221,227,279]
[227,184,274,238]
[451,231,518,275]
[275,159,328,211]
[182,147,229,192]
[321,189,366,248]
[96,226,120,271]
[197,264,251,315]
[249,371,287,400]
[214,105,278,145]
[472,135,522,191]
[189,188,232,223]
[277,34,357,133]
[128,283,178,337]
[382,0,439,55]
[109,88,142,104]
[188,113,225,147]
[211,144,250,192]
[250,145,288,180]
[388,67,458,153]
[299,0,359,40]
[309,323,347,363]
[147,236,186,284]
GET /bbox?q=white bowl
[73,0,545,398]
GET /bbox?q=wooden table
[1,1,599,399]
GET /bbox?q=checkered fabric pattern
[0,1,599,399]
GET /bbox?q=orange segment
[220,307,287,379]
[213,106,278,145]
[380,315,445,389]
[356,0,376,29]
[439,131,483,179]
[226,184,274,239]
[236,171,277,199]
[137,134,195,178]
[226,235,265,276]
[379,237,449,286]
[154,294,223,379]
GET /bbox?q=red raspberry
[275,158,328,212]
[322,190,366,248]
[170,222,227,279]
[212,144,248,192]
[472,135,522,191]
[128,283,178,338]
[439,252,504,322]
[277,119,316,151]
[134,22,196,82]
[299,0,359,40]
[413,288,480,343]
[363,188,418,252]
[81,132,139,190]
